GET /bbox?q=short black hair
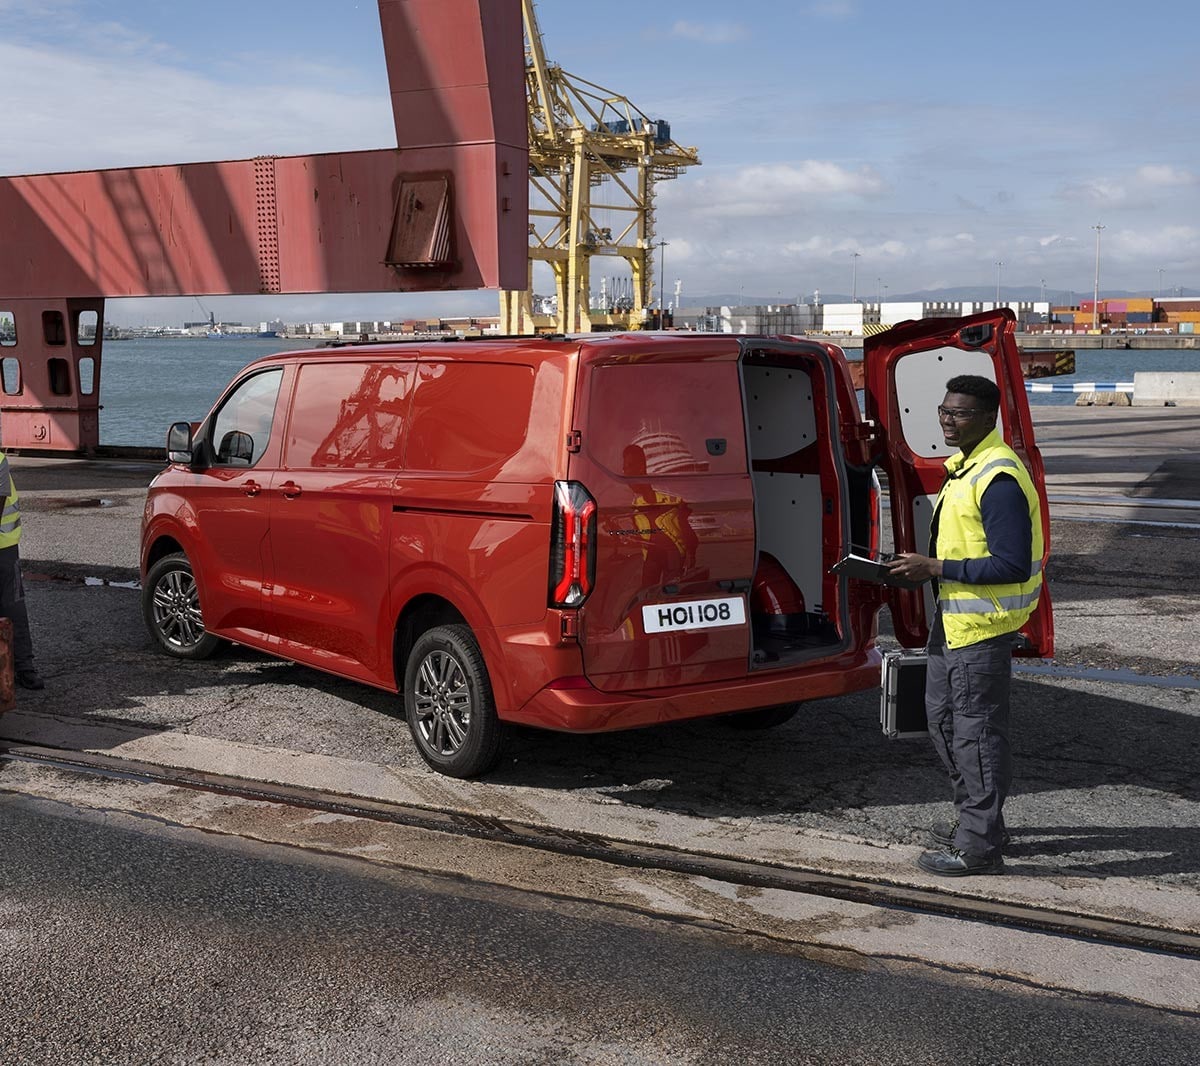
[945,374,1000,413]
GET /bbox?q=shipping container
[1126,298,1154,312]
[1106,300,1128,314]
[1127,312,1153,323]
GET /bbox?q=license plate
[642,596,746,634]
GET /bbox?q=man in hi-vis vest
[887,375,1043,876]
[0,450,43,690]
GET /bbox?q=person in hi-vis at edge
[886,375,1043,877]
[0,449,43,691]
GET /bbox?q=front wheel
[404,624,503,778]
[142,552,220,660]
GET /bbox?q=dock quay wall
[1131,372,1200,407]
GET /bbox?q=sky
[2,0,1197,324]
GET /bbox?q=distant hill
[684,287,1197,307]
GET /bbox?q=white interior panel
[893,347,1005,461]
[910,493,938,618]
[753,471,823,610]
[744,365,816,461]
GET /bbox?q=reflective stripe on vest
[0,450,20,549]
[934,431,1044,649]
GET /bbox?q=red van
[140,310,1052,776]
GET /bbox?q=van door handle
[279,480,302,499]
[242,480,262,497]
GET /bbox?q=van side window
[210,368,283,467]
[406,362,535,474]
[286,361,414,468]
[587,363,747,476]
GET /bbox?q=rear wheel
[404,624,503,778]
[721,703,800,730]
[142,552,220,660]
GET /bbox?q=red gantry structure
[0,0,527,452]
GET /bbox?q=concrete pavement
[3,406,1200,1011]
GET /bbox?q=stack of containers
[1156,297,1200,333]
[1127,298,1154,325]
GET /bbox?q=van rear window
[587,362,747,476]
[406,362,536,475]
[285,361,414,468]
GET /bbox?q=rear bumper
[502,647,882,732]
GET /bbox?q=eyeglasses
[937,405,984,422]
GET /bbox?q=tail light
[549,480,597,607]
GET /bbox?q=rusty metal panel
[0,143,525,297]
[379,0,526,146]
[0,0,527,299]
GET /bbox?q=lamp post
[876,276,881,305]
[1092,224,1105,329]
[1040,278,1046,304]
[995,261,1003,305]
[851,251,861,302]
[1158,267,1165,299]
[656,240,669,311]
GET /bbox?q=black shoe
[928,819,1011,850]
[15,669,44,691]
[917,847,1004,877]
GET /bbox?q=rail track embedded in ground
[3,741,1199,962]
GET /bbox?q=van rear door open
[863,309,1055,657]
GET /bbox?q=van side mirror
[167,421,195,464]
[217,429,255,466]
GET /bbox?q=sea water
[92,336,1200,446]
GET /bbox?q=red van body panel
[566,336,757,691]
[141,325,1051,755]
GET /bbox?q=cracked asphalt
[5,405,1200,899]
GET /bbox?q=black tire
[142,552,220,660]
[404,624,503,778]
[721,703,801,730]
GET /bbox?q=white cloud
[665,161,887,218]
[925,233,977,253]
[1134,164,1197,187]
[669,20,749,45]
[1111,224,1200,259]
[1058,177,1129,207]
[0,39,393,175]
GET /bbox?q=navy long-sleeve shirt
[934,473,1033,586]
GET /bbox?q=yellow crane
[500,0,701,334]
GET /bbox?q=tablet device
[830,552,923,589]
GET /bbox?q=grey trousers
[0,543,36,673]
[925,615,1014,860]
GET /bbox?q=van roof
[242,331,776,374]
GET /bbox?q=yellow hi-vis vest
[0,451,22,549]
[933,429,1043,649]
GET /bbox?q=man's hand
[887,552,942,584]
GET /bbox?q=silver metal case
[880,650,929,739]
